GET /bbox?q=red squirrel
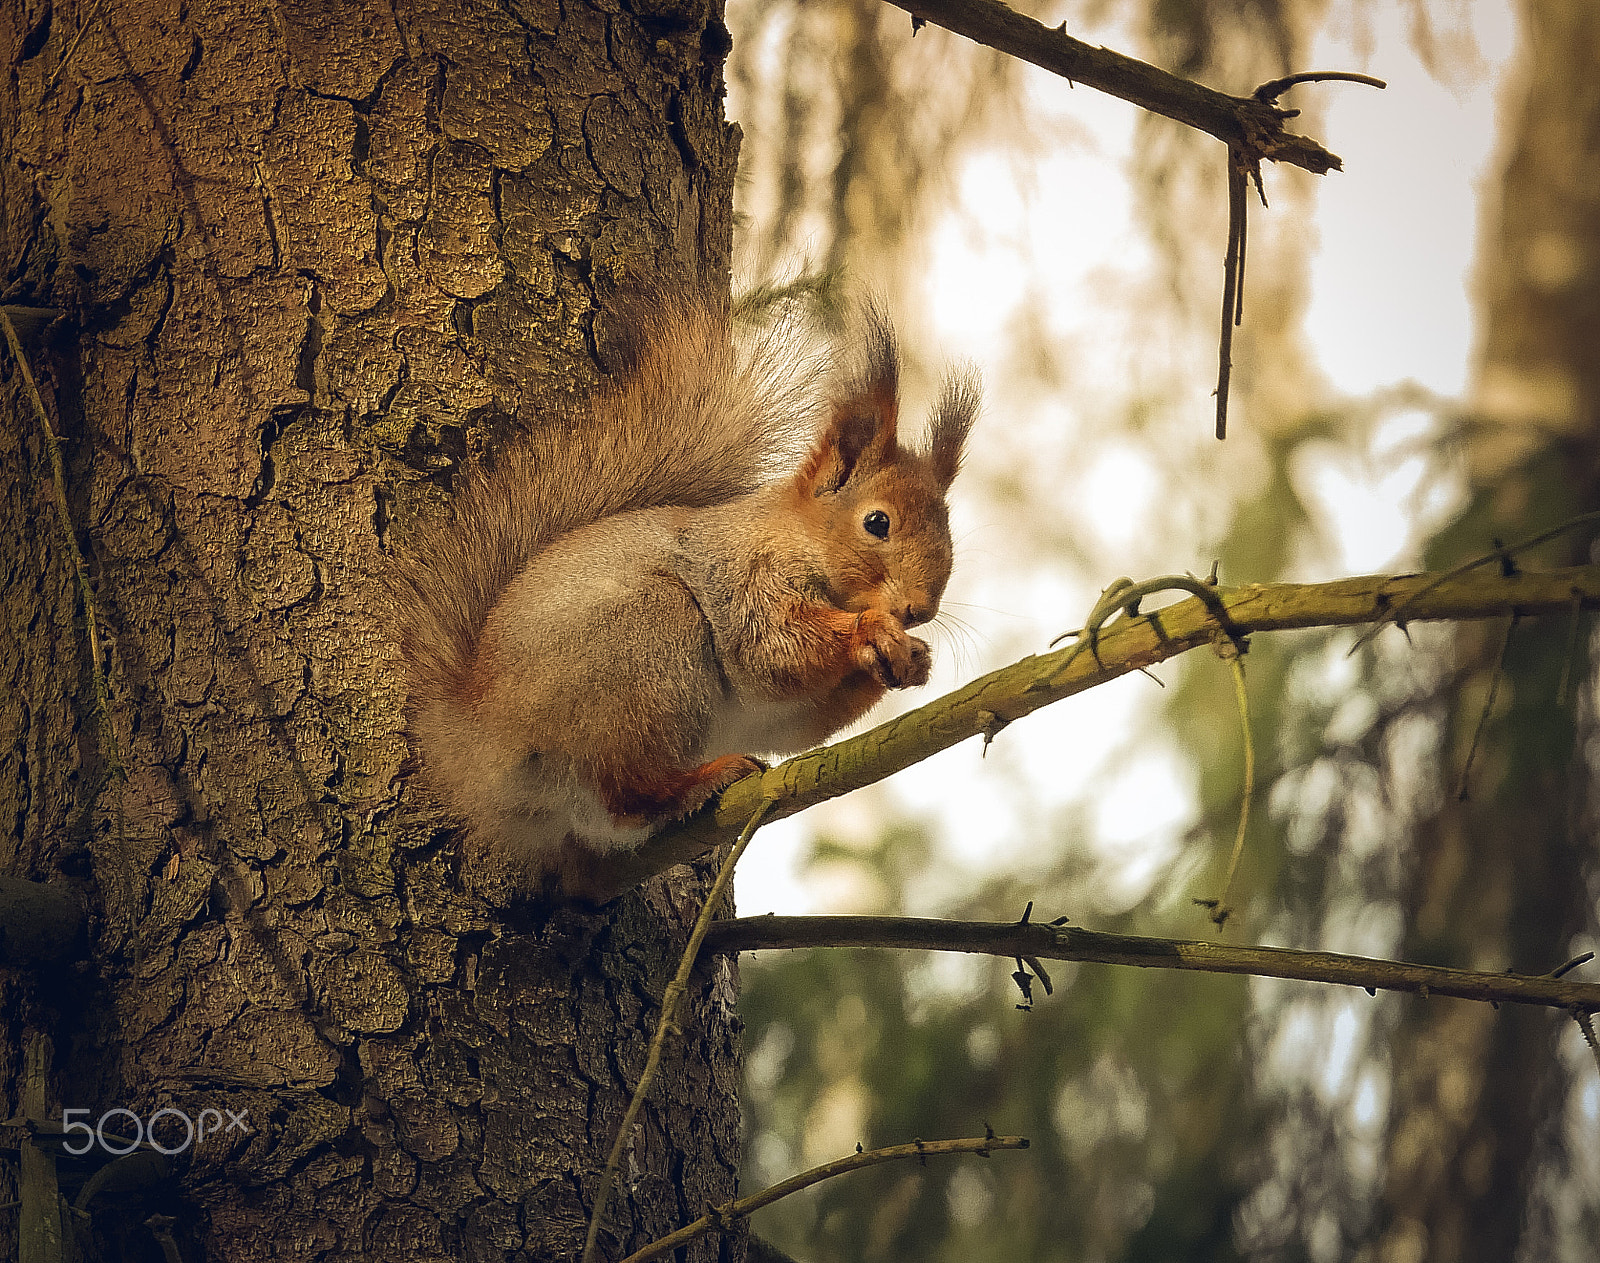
[390,295,977,895]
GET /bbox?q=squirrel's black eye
[863,510,891,539]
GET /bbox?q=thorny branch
[885,0,1347,173]
[598,564,1600,895]
[705,917,1600,1014]
[616,1133,1030,1263]
[878,0,1383,436]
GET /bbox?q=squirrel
[389,294,978,897]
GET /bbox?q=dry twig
[706,916,1600,1014]
[617,1133,1029,1263]
[882,0,1383,437]
[581,800,775,1263]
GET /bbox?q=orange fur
[389,294,977,896]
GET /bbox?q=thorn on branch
[977,709,1011,755]
[1253,71,1388,104]
[1573,1008,1600,1078]
[1012,958,1038,1010]
[705,1201,733,1229]
[1193,898,1231,929]
[1551,952,1594,980]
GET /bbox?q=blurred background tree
[725,1,1600,1260]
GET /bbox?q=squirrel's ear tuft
[801,408,887,495]
[800,301,902,495]
[926,367,979,490]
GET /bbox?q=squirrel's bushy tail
[389,297,823,701]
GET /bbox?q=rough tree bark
[0,1,745,1260]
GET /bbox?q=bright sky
[732,0,1522,918]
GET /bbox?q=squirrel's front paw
[852,610,931,689]
[904,635,932,687]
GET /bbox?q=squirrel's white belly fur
[702,696,825,760]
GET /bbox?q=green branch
[596,565,1600,894]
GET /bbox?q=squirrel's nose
[901,603,932,629]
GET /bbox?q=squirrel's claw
[851,609,930,689]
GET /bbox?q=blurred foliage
[729,0,1599,1260]
[740,825,1261,1262]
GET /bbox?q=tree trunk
[1371,1,1600,1258]
[0,1,744,1260]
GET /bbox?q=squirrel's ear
[802,406,892,495]
[800,305,900,495]
[925,367,979,491]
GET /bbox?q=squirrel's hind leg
[594,754,766,830]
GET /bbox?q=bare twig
[1349,510,1600,654]
[1048,573,1246,665]
[1556,590,1585,706]
[47,0,110,90]
[886,0,1344,173]
[1195,654,1253,928]
[1254,71,1388,102]
[1216,151,1248,439]
[581,799,775,1263]
[0,308,120,781]
[617,1133,1029,1263]
[602,564,1600,894]
[1456,614,1517,801]
[1,306,135,956]
[882,0,1381,440]
[0,306,62,338]
[705,916,1600,1013]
